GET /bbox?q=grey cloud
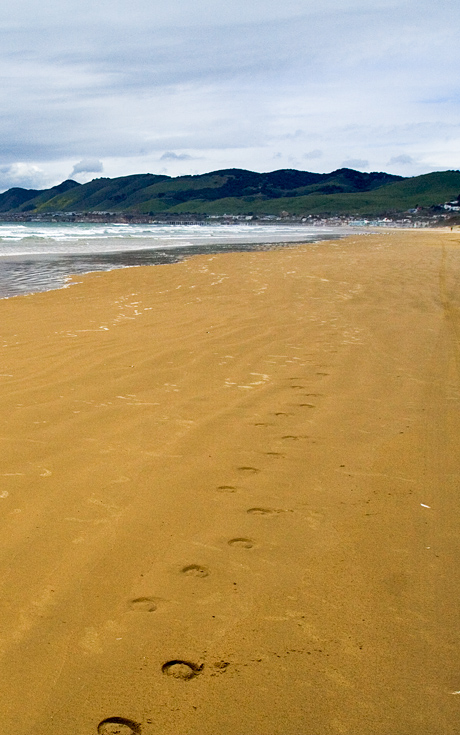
[71,158,104,175]
[5,4,445,102]
[329,122,460,147]
[0,0,458,180]
[303,150,323,160]
[282,130,306,140]
[2,0,379,34]
[160,152,193,161]
[342,159,369,169]
[388,154,415,165]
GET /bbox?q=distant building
[444,201,460,211]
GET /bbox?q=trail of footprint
[127,597,160,612]
[181,564,209,578]
[98,717,142,734]
[216,484,238,493]
[247,507,283,516]
[162,660,203,680]
[237,466,260,474]
[228,537,255,549]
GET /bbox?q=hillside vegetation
[0,168,459,217]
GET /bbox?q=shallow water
[0,222,348,298]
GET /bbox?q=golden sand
[0,230,459,734]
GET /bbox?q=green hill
[0,168,459,217]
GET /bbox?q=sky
[0,0,459,191]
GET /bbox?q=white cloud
[0,163,47,192]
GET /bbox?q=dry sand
[0,230,459,734]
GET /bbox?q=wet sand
[0,230,459,734]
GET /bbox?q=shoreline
[0,228,355,300]
[0,230,459,734]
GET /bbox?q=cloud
[160,152,193,161]
[70,158,104,176]
[0,0,458,181]
[282,130,306,140]
[388,154,416,165]
[303,149,323,160]
[342,158,369,169]
[0,163,48,192]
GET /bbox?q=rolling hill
[0,168,459,217]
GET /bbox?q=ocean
[0,221,349,299]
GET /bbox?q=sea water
[0,221,347,299]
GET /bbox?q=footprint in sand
[162,660,203,680]
[237,466,260,474]
[247,507,282,516]
[97,717,142,735]
[282,435,308,441]
[228,537,255,549]
[127,597,159,612]
[181,564,209,578]
[217,485,238,493]
[299,403,315,408]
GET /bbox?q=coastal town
[0,206,456,228]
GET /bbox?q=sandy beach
[0,229,459,734]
